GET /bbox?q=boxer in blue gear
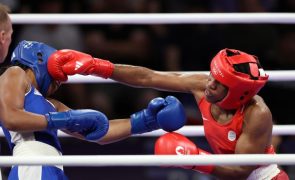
[0,40,186,180]
[11,40,56,96]
[0,40,109,180]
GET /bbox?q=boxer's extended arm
[212,102,273,179]
[96,96,186,145]
[95,119,131,145]
[51,95,184,144]
[0,67,48,131]
[47,50,208,95]
[50,96,185,144]
[112,64,208,95]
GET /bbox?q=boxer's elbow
[0,110,25,131]
[1,118,20,131]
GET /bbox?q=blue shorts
[8,165,68,180]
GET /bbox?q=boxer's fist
[45,109,109,141]
[130,96,186,134]
[157,96,186,132]
[155,132,198,156]
[48,49,114,81]
[155,132,214,174]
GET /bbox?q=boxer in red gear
[48,48,289,179]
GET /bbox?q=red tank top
[198,97,274,154]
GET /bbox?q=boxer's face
[0,18,13,63]
[205,74,228,103]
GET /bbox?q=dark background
[1,0,295,179]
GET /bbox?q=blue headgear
[11,40,57,96]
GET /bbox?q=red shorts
[272,170,289,180]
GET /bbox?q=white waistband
[13,141,63,170]
[247,164,280,180]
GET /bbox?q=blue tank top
[1,85,62,152]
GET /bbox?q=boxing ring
[4,13,295,167]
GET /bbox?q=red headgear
[210,49,269,110]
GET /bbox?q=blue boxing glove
[130,96,186,134]
[45,109,109,141]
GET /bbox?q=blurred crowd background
[1,0,295,179]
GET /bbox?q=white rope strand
[136,125,295,137]
[66,70,295,83]
[0,125,294,137]
[10,13,295,24]
[0,154,294,167]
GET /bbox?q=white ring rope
[67,70,295,83]
[4,12,295,169]
[0,154,294,166]
[0,125,294,138]
[10,13,295,24]
[137,125,295,137]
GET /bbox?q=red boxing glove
[155,132,214,174]
[47,49,114,81]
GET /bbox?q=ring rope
[0,125,294,138]
[0,155,294,166]
[10,13,295,24]
[5,12,295,170]
[136,125,295,137]
[67,70,295,83]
